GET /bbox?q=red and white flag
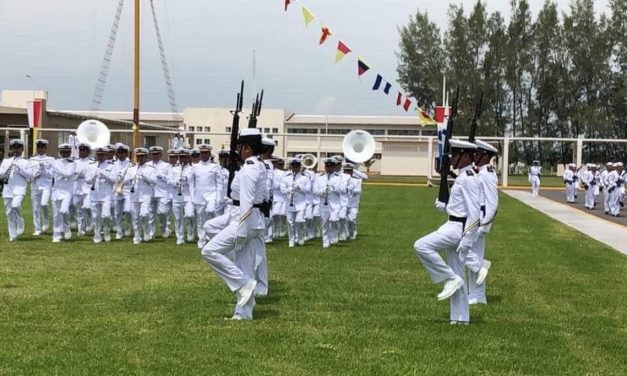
[26,100,43,129]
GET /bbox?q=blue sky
[0,0,611,115]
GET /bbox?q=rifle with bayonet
[468,92,483,144]
[438,86,460,204]
[247,90,264,128]
[227,80,245,198]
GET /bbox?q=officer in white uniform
[50,144,78,243]
[200,128,267,320]
[192,144,223,248]
[609,162,624,217]
[260,138,276,243]
[29,139,55,235]
[464,140,498,305]
[126,148,157,244]
[616,162,625,211]
[169,149,195,245]
[528,161,541,197]
[111,145,134,239]
[74,143,95,236]
[313,158,346,248]
[563,163,577,203]
[280,158,311,247]
[271,158,287,239]
[86,147,116,243]
[337,160,351,242]
[148,146,171,239]
[343,163,362,241]
[601,162,613,214]
[413,139,481,325]
[1,140,33,241]
[581,164,597,210]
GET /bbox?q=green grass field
[1,187,626,375]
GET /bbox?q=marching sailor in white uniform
[149,146,171,239]
[29,139,55,235]
[563,163,577,203]
[169,149,195,245]
[200,128,267,320]
[191,144,223,248]
[465,140,498,305]
[1,140,33,241]
[112,144,134,239]
[528,160,541,197]
[413,139,481,325]
[581,164,597,210]
[280,158,310,247]
[74,143,94,236]
[50,144,78,243]
[313,158,345,248]
[343,163,362,241]
[86,147,116,243]
[126,148,157,244]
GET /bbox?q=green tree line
[397,0,626,165]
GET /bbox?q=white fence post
[503,137,510,187]
[427,136,434,180]
[576,137,583,167]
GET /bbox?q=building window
[188,126,195,132]
[421,130,437,136]
[204,126,211,132]
[196,139,202,145]
[144,136,157,148]
[388,129,420,136]
[225,127,231,132]
[287,151,316,157]
[204,139,211,144]
[369,129,385,135]
[272,128,279,133]
[263,128,270,133]
[287,128,318,134]
[320,128,350,135]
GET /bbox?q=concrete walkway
[502,190,627,256]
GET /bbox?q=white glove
[434,199,447,212]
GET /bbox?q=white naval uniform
[111,159,133,238]
[338,172,351,242]
[191,160,223,247]
[618,170,626,210]
[600,170,611,213]
[29,154,55,233]
[86,161,116,242]
[528,166,541,196]
[262,159,274,242]
[607,170,621,216]
[201,156,267,320]
[271,169,287,238]
[414,165,481,323]
[313,171,345,248]
[345,174,362,240]
[302,169,316,240]
[581,170,596,210]
[168,164,195,244]
[280,171,311,246]
[1,156,33,241]
[50,158,78,242]
[73,157,94,235]
[563,169,576,203]
[126,164,157,244]
[465,165,498,304]
[150,159,172,238]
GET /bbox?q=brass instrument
[114,162,135,194]
[302,153,318,170]
[130,166,141,193]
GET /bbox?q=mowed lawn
[0,186,626,375]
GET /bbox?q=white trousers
[149,197,171,237]
[31,188,50,232]
[610,188,621,216]
[585,186,595,209]
[52,196,72,241]
[530,176,540,196]
[414,221,468,323]
[113,197,132,236]
[200,222,261,319]
[3,195,25,240]
[565,183,576,202]
[286,210,305,245]
[320,206,339,247]
[131,201,152,243]
[195,204,216,246]
[467,234,487,304]
[172,200,195,243]
[91,201,112,242]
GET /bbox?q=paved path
[502,190,627,256]
[539,190,627,227]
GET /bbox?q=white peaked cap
[475,139,498,153]
[449,139,477,150]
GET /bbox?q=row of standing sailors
[566,162,625,216]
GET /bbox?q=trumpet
[114,162,135,194]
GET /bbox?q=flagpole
[442,76,446,107]
[132,0,140,151]
[325,114,329,155]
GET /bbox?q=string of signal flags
[284,0,437,126]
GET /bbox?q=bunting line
[302,6,315,26]
[335,41,351,63]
